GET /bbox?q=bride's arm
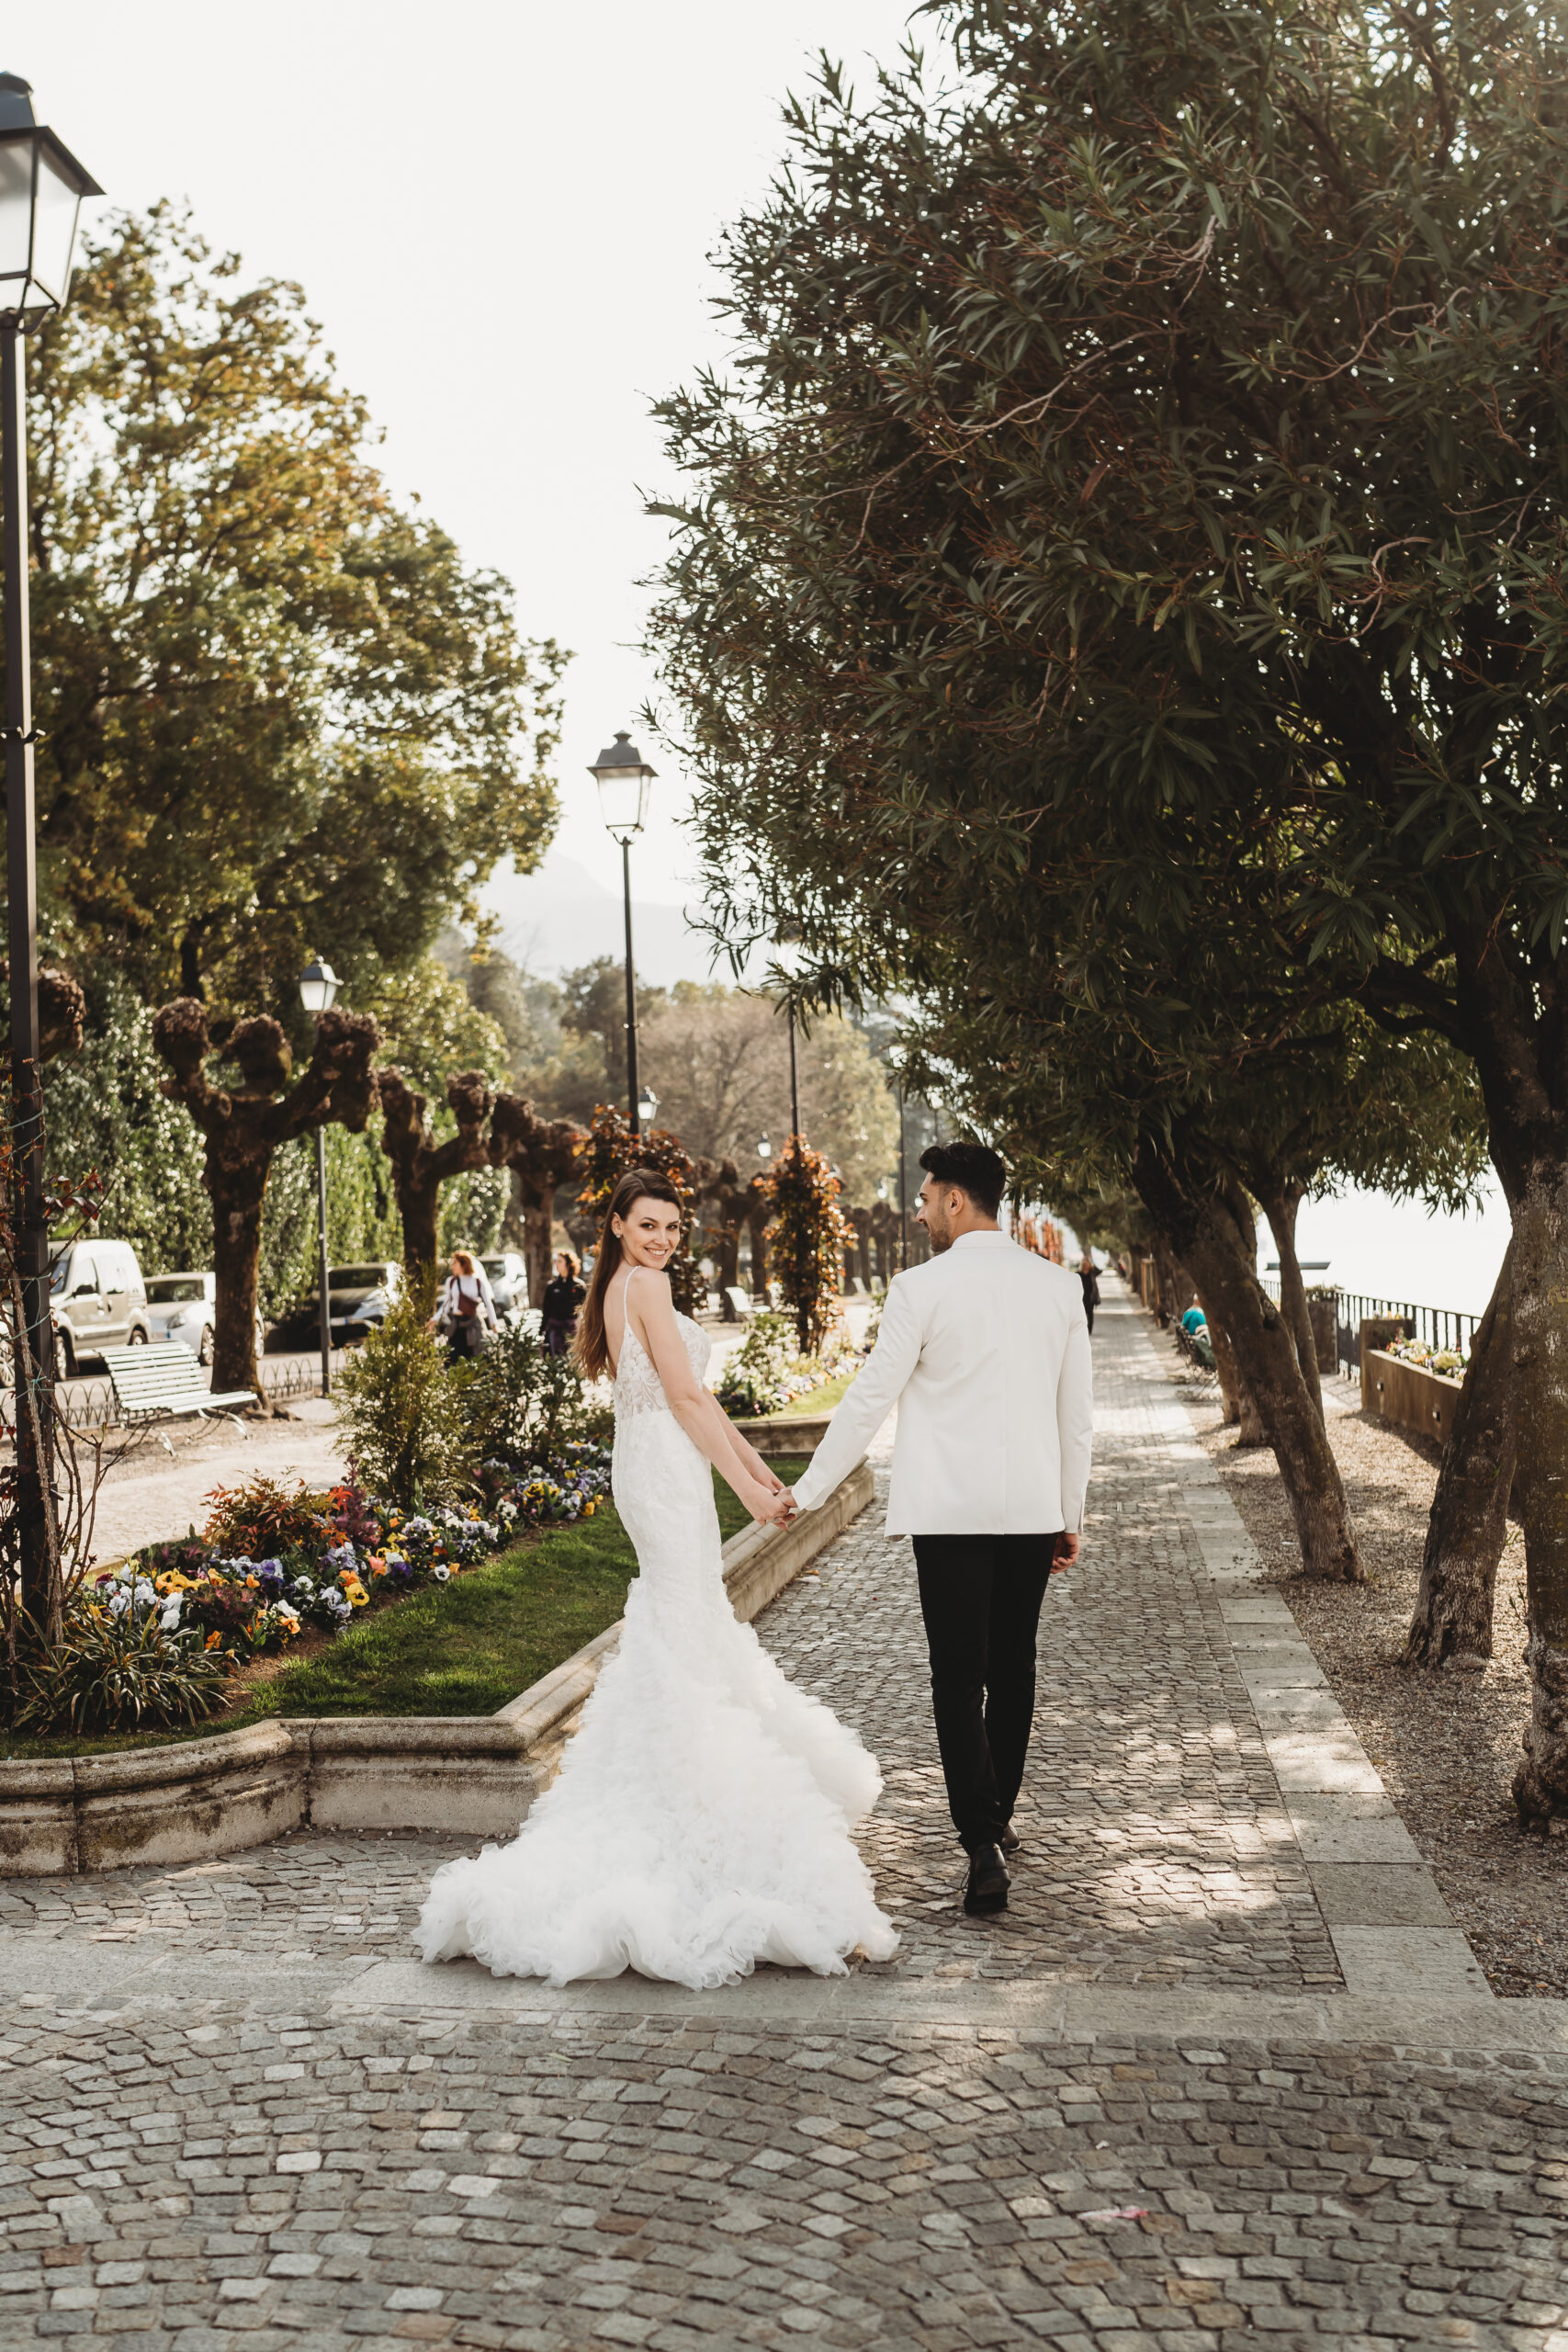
[628,1272,792,1523]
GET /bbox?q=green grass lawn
[5,1459,812,1757]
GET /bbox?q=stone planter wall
[0,1458,875,1878]
[1361,1347,1463,1445]
[731,1411,834,1458]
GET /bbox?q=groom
[790,1142,1093,1917]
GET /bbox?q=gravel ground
[1167,1343,1568,2003]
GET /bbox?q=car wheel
[129,1327,148,1346]
[199,1328,215,1367]
[54,1331,73,1381]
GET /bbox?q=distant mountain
[479,852,750,989]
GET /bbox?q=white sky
[23,0,923,903]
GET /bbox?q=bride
[416,1168,897,1989]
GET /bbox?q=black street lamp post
[0,73,98,1629]
[589,732,656,1138]
[299,959,340,1399]
[775,920,803,1142]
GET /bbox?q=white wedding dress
[415,1284,897,1989]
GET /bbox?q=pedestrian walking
[432,1250,497,1360]
[1079,1250,1100,1335]
[540,1250,586,1355]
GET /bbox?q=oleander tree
[649,0,1568,1821]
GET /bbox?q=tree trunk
[209,1153,270,1405]
[1404,1245,1514,1668]
[1261,1186,1323,1421]
[1206,1308,1243,1422]
[1134,1134,1362,1580]
[1506,1177,1568,1826]
[520,1183,554,1308]
[747,1205,772,1297]
[715,1221,741,1298]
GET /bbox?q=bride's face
[614,1198,681,1269]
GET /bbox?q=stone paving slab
[1,1995,1566,2352]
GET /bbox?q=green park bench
[100,1344,255,1425]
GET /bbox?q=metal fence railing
[0,1347,347,1438]
[1260,1275,1480,1374]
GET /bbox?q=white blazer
[791,1229,1093,1537]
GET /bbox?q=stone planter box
[1362,1347,1463,1445]
[0,1458,874,1877]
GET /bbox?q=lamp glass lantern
[757,1134,773,1163]
[299,957,340,1015]
[0,77,101,323]
[589,730,656,843]
[637,1085,659,1127]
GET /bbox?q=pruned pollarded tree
[488,1096,585,1309]
[152,1001,378,1403]
[378,1069,495,1280]
[1405,1250,1517,1669]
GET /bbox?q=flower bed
[1382,1335,1467,1379]
[714,1307,859,1418]
[94,1451,614,1675]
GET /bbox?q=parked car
[144,1271,265,1365]
[48,1238,152,1374]
[481,1251,528,1321]
[267,1262,402,1351]
[343,1286,393,1344]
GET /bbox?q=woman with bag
[432,1250,497,1359]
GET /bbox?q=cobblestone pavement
[3,1996,1567,2351]
[762,1297,1342,1988]
[8,1286,1568,2348]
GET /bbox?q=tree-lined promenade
[649,0,1568,1827]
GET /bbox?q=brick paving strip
[4,1286,1567,2347]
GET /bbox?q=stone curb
[0,1459,874,1879]
[1144,1319,1494,2004]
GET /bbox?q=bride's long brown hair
[574,1169,684,1380]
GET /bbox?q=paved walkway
[4,1288,1568,2349]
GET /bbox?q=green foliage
[770,1138,851,1354]
[438,1165,511,1262]
[646,0,1551,1190]
[10,1603,231,1736]
[335,1287,475,1509]
[42,970,209,1273]
[201,1476,332,1558]
[466,1320,614,1466]
[27,204,566,1017]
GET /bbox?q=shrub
[335,1287,476,1509]
[770,1136,852,1353]
[203,1475,327,1558]
[12,1597,231,1736]
[715,1307,851,1418]
[467,1319,613,1467]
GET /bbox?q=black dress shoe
[964,1843,1010,1916]
[999,1825,1020,1855]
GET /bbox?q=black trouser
[912,1532,1057,1855]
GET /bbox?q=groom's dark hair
[920,1140,1006,1217]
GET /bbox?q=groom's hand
[1052,1532,1080,1571]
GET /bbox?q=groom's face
[918,1176,962,1252]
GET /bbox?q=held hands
[745,1476,798,1527]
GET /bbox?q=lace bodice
[613,1308,712,1418]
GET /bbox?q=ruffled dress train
[416,1313,897,1989]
